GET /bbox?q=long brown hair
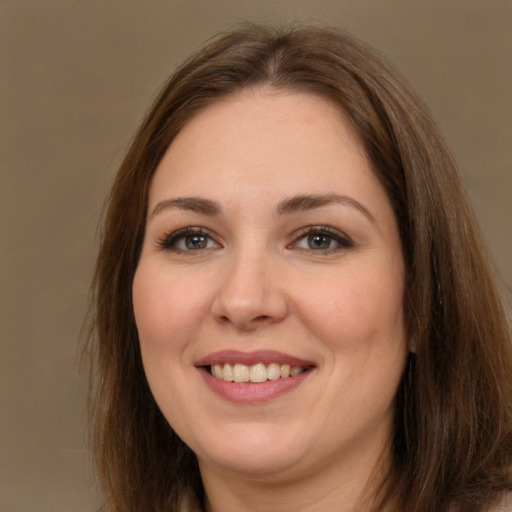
[87,23,512,511]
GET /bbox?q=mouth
[209,362,312,383]
[195,350,316,403]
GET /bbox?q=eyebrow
[149,193,375,223]
[276,194,375,223]
[149,197,221,219]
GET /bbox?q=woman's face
[133,88,408,482]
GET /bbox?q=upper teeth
[211,363,307,383]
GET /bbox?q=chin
[190,421,311,477]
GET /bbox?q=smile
[210,362,310,383]
[196,350,316,402]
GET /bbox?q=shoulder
[492,494,512,512]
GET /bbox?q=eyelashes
[157,227,221,252]
[157,225,353,255]
[288,226,353,252]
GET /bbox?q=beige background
[1,1,510,511]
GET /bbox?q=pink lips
[195,350,315,368]
[195,350,316,403]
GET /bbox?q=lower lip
[198,367,313,403]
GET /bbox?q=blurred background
[1,1,510,510]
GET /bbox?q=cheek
[132,264,207,437]
[132,263,209,355]
[299,263,407,424]
[298,268,405,349]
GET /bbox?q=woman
[88,24,512,511]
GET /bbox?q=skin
[132,88,408,512]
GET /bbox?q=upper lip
[195,350,316,368]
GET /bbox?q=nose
[211,248,288,331]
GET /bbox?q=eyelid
[155,224,352,253]
[156,226,222,251]
[288,225,353,251]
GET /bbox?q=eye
[179,234,213,250]
[302,233,335,250]
[290,226,353,253]
[158,227,221,252]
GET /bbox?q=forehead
[149,88,377,204]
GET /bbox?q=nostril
[219,313,272,330]
[254,315,270,322]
